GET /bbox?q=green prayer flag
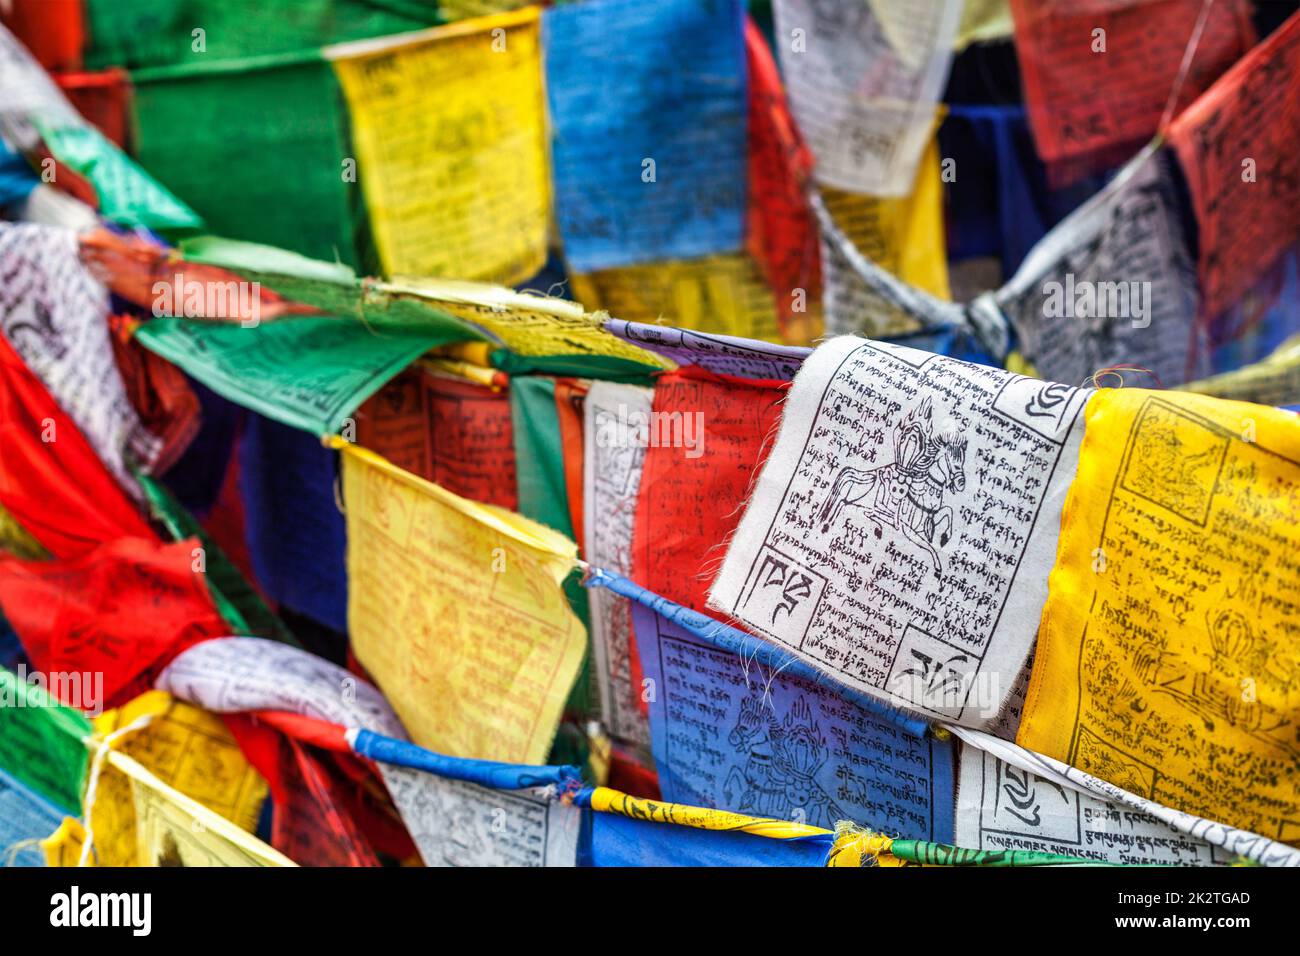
[134,315,471,435]
[132,57,360,261]
[0,667,91,815]
[84,0,442,71]
[508,375,595,721]
[34,121,202,230]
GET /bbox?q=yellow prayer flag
[329,9,550,285]
[820,136,951,304]
[569,253,796,345]
[125,755,289,868]
[1019,389,1300,845]
[45,744,289,868]
[379,277,668,365]
[336,439,587,764]
[70,691,268,866]
[1183,334,1300,408]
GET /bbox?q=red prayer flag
[1011,0,1254,184]
[1169,9,1300,320]
[631,368,786,616]
[0,334,154,558]
[1,0,83,72]
[0,537,228,709]
[355,367,519,509]
[629,369,787,706]
[109,313,201,476]
[745,18,820,328]
[225,715,415,866]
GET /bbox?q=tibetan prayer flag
[1018,388,1300,847]
[355,367,519,510]
[745,17,819,330]
[631,368,786,618]
[954,741,1224,866]
[710,336,1090,728]
[0,332,154,557]
[632,589,954,838]
[46,747,293,867]
[583,382,655,746]
[0,665,91,813]
[0,537,228,709]
[135,315,464,435]
[544,0,748,271]
[82,690,268,866]
[773,0,959,196]
[158,637,407,737]
[1011,0,1254,184]
[0,222,163,488]
[951,724,1300,866]
[338,441,587,764]
[378,764,580,867]
[986,145,1202,387]
[132,56,356,260]
[329,9,550,285]
[83,0,438,70]
[1168,9,1300,321]
[570,254,784,345]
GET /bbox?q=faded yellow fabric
[821,137,951,304]
[570,253,807,345]
[0,504,47,560]
[80,691,267,866]
[121,749,287,867]
[45,750,289,868]
[334,438,587,764]
[1019,388,1300,845]
[1183,334,1300,408]
[587,787,830,840]
[330,9,549,285]
[955,0,1013,49]
[379,277,666,364]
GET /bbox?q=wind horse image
[817,397,968,572]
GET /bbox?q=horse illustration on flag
[817,396,967,572]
